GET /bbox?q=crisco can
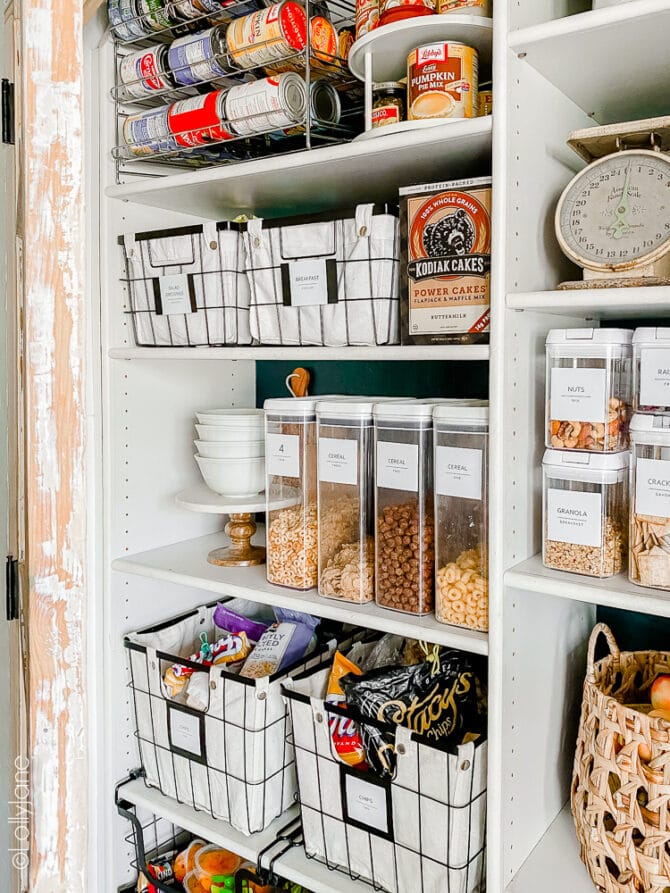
[108,0,148,40]
[168,26,231,85]
[226,72,306,135]
[407,41,478,120]
[270,77,340,138]
[266,14,337,74]
[122,107,177,156]
[355,0,378,38]
[167,90,234,146]
[119,46,175,99]
[478,81,492,116]
[226,2,307,70]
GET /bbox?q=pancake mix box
[399,177,492,344]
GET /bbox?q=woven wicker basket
[572,623,670,893]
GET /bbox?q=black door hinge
[2,79,14,145]
[6,556,18,621]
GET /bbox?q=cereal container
[316,400,378,604]
[542,449,628,578]
[545,328,633,452]
[434,402,489,631]
[374,401,438,615]
[633,328,670,414]
[265,397,330,590]
[629,414,670,590]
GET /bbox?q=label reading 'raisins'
[640,348,670,407]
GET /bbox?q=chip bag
[325,651,367,769]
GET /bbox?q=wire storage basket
[121,221,252,346]
[242,204,400,346]
[124,598,352,834]
[283,660,488,893]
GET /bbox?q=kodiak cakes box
[399,177,491,345]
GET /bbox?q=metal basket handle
[586,623,621,683]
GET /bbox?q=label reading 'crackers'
[404,182,491,338]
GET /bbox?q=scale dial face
[555,149,670,272]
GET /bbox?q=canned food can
[108,0,148,40]
[477,82,492,115]
[167,90,234,145]
[226,72,306,135]
[172,0,205,18]
[208,0,270,22]
[379,0,434,26]
[168,25,231,85]
[137,0,182,32]
[270,77,340,137]
[337,27,355,64]
[122,106,177,156]
[407,41,478,121]
[437,0,491,13]
[226,1,307,70]
[119,46,175,99]
[267,14,337,73]
[355,0,378,38]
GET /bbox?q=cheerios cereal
[267,503,319,590]
[436,546,488,631]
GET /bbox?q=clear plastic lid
[264,395,349,417]
[630,412,670,445]
[543,447,628,483]
[316,397,411,421]
[632,327,670,345]
[546,327,633,357]
[373,398,462,423]
[433,401,489,426]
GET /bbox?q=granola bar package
[399,177,491,345]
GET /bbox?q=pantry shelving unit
[81,0,670,891]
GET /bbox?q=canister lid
[433,401,489,425]
[546,328,633,345]
[264,395,341,416]
[373,398,456,422]
[632,327,670,344]
[542,448,629,472]
[630,413,670,433]
[316,397,410,419]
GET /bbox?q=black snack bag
[340,648,485,777]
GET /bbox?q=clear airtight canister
[545,328,633,452]
[633,328,670,414]
[630,414,670,590]
[542,449,628,578]
[433,402,489,631]
[374,401,438,615]
[317,401,377,604]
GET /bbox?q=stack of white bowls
[194,409,265,497]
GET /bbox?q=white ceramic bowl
[194,439,265,459]
[195,424,265,443]
[195,455,265,496]
[195,408,265,427]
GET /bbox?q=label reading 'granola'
[547,488,602,547]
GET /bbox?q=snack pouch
[213,603,270,642]
[340,648,484,777]
[164,632,252,699]
[240,609,320,679]
[325,651,368,769]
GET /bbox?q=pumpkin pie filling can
[226,1,308,70]
[167,90,234,146]
[407,41,478,121]
[399,176,492,344]
[226,71,307,135]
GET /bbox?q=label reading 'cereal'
[376,441,419,492]
[318,437,358,485]
[435,446,482,500]
[546,489,602,547]
[550,368,607,423]
[636,458,670,518]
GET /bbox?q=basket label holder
[167,702,207,764]
[281,258,338,308]
[153,273,197,316]
[341,766,394,841]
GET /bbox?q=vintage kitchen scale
[555,116,670,289]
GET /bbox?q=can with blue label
[108,0,148,40]
[168,25,231,86]
[122,106,178,156]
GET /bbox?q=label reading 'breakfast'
[546,488,602,547]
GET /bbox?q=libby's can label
[123,106,177,156]
[226,1,307,70]
[407,42,478,121]
[168,26,231,85]
[167,90,234,146]
[119,45,174,99]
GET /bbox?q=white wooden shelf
[348,14,493,81]
[112,530,489,654]
[506,553,670,618]
[117,779,368,893]
[509,0,670,123]
[506,804,592,893]
[106,117,492,218]
[507,286,670,319]
[108,344,491,361]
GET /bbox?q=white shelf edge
[508,0,670,47]
[108,345,491,361]
[505,553,670,618]
[117,778,371,893]
[112,531,489,654]
[507,286,670,318]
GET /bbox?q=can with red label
[355,0,378,38]
[407,41,478,121]
[119,46,175,99]
[226,1,307,70]
[168,25,232,86]
[122,106,177,156]
[226,72,306,135]
[167,90,234,146]
[266,15,338,74]
[379,0,435,26]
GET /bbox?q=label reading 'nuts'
[550,368,608,423]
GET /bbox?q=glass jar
[542,448,628,578]
[317,400,377,604]
[545,328,633,452]
[371,82,405,130]
[629,414,670,590]
[374,401,439,615]
[434,402,489,631]
[633,327,670,414]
